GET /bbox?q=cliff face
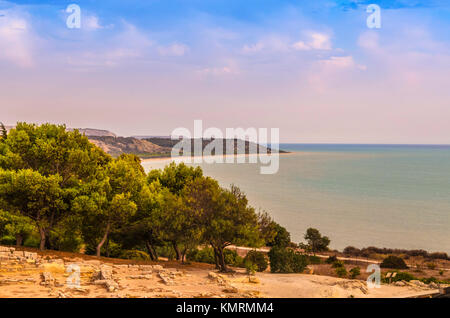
[88,136,172,157]
[67,128,117,137]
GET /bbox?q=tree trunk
[212,245,220,270]
[172,241,181,261]
[105,237,110,258]
[39,227,46,251]
[145,241,157,261]
[181,247,187,264]
[96,223,110,258]
[16,234,23,247]
[217,247,228,272]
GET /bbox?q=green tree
[0,211,35,246]
[268,246,309,273]
[147,162,202,196]
[304,228,330,254]
[183,178,262,272]
[267,222,291,248]
[73,155,143,257]
[0,123,110,183]
[147,163,204,260]
[0,169,65,250]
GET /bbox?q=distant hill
[88,136,172,157]
[68,128,117,137]
[145,138,287,155]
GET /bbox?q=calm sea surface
[141,144,450,253]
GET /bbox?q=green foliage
[23,234,40,248]
[349,267,361,279]
[304,228,330,253]
[335,266,347,278]
[245,260,258,275]
[332,260,345,268]
[266,222,291,248]
[148,162,202,196]
[186,247,244,267]
[244,250,268,272]
[268,247,309,273]
[384,271,416,282]
[308,255,322,264]
[182,178,262,271]
[380,255,408,269]
[326,255,338,264]
[120,249,150,261]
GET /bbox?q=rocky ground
[0,246,445,298]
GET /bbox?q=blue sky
[1,1,450,142]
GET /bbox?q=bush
[332,260,344,268]
[187,247,244,267]
[349,267,361,279]
[244,260,258,275]
[380,255,408,269]
[23,234,40,248]
[343,246,361,256]
[308,255,322,264]
[224,249,244,267]
[120,250,150,261]
[336,267,347,278]
[326,255,338,264]
[268,247,309,273]
[387,271,416,282]
[0,235,15,245]
[244,251,268,272]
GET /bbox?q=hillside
[146,138,287,155]
[88,136,172,157]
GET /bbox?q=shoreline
[140,151,295,163]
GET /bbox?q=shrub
[308,255,322,264]
[439,270,444,276]
[326,255,338,264]
[380,255,408,269]
[187,247,244,267]
[349,267,361,279]
[332,260,344,268]
[388,271,416,282]
[343,246,361,256]
[224,249,244,267]
[244,260,258,275]
[336,267,347,278]
[0,235,15,245]
[244,251,268,272]
[120,250,150,261]
[23,234,40,248]
[268,247,309,273]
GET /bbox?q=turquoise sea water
[141,144,450,253]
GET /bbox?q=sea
[141,144,450,254]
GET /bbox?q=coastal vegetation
[1,123,447,282]
[0,123,282,272]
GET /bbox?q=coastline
[140,151,295,163]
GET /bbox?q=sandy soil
[0,247,441,298]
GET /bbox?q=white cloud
[0,11,34,67]
[292,32,332,51]
[158,43,189,57]
[84,15,102,30]
[318,56,366,70]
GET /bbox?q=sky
[0,0,449,143]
